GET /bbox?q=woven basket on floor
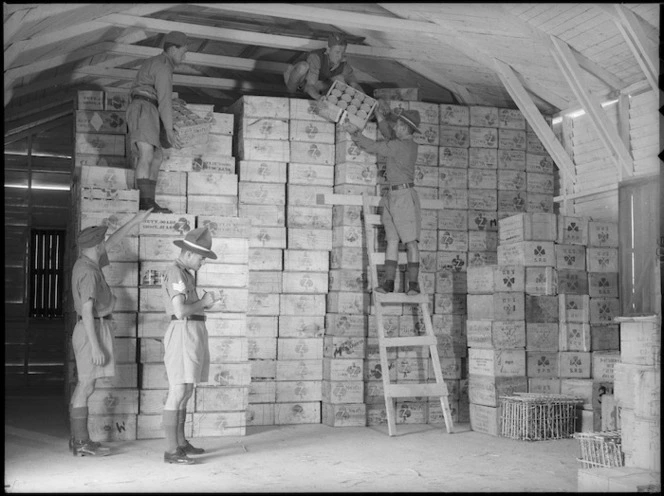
[500,393,584,441]
[573,430,625,468]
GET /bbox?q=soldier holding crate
[126,31,188,214]
[283,33,364,101]
[341,105,424,295]
[69,209,152,457]
[161,227,219,465]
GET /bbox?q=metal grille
[29,229,65,318]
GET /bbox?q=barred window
[29,230,65,318]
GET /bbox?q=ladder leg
[384,395,397,436]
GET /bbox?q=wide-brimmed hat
[328,33,347,47]
[78,225,108,249]
[173,227,217,260]
[396,110,422,134]
[163,31,188,47]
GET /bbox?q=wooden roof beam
[493,58,576,187]
[5,114,72,146]
[100,13,441,63]
[550,36,633,179]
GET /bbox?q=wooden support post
[550,36,634,180]
[617,94,631,151]
[492,57,576,185]
[612,5,658,93]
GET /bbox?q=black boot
[407,282,421,295]
[375,279,395,294]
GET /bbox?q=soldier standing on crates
[69,209,152,456]
[283,33,364,101]
[341,104,423,295]
[126,31,188,214]
[161,227,219,465]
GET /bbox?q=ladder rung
[381,336,437,348]
[374,292,429,304]
[386,383,447,398]
[365,214,382,226]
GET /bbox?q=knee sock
[177,408,187,447]
[383,259,398,282]
[136,178,152,203]
[407,262,420,283]
[163,409,179,453]
[70,406,90,443]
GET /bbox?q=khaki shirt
[305,49,358,88]
[130,52,176,135]
[352,119,418,185]
[161,258,202,317]
[71,255,115,317]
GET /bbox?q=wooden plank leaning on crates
[69,209,152,457]
[283,33,364,101]
[126,31,188,213]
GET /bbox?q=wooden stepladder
[362,194,454,436]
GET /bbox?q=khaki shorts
[380,188,421,244]
[126,99,166,150]
[164,320,210,385]
[72,319,116,381]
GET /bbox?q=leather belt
[171,315,206,322]
[131,93,158,106]
[390,182,414,191]
[78,315,112,321]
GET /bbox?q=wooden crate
[288,162,334,187]
[469,375,528,407]
[467,265,525,293]
[497,170,527,191]
[557,269,589,295]
[286,206,332,229]
[438,146,468,168]
[322,403,366,427]
[526,295,559,323]
[248,226,286,249]
[528,377,561,394]
[237,116,289,141]
[499,213,557,243]
[498,108,526,130]
[246,316,278,338]
[558,352,592,378]
[237,138,289,162]
[246,404,275,426]
[228,95,289,119]
[468,210,499,231]
[194,386,249,412]
[586,248,619,273]
[276,360,323,381]
[469,147,498,169]
[274,402,320,425]
[247,293,280,317]
[322,380,364,404]
[470,127,498,148]
[497,241,556,267]
[238,160,287,183]
[325,314,367,337]
[88,414,136,442]
[248,381,276,403]
[209,112,234,135]
[289,119,335,144]
[587,221,619,247]
[191,412,246,437]
[77,90,104,110]
[466,320,526,349]
[558,216,590,245]
[435,269,468,294]
[289,98,329,123]
[469,403,501,436]
[277,338,324,360]
[559,322,591,352]
[526,323,559,351]
[497,149,526,170]
[559,294,591,323]
[239,204,285,227]
[470,106,499,127]
[468,348,526,377]
[588,298,620,324]
[87,388,139,415]
[526,351,559,377]
[287,184,334,206]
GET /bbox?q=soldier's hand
[168,129,183,150]
[90,346,106,366]
[341,119,359,135]
[202,291,216,308]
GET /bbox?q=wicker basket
[573,431,625,469]
[500,393,583,441]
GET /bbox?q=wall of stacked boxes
[65,86,590,438]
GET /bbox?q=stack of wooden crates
[465,212,621,436]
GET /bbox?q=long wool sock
[136,179,152,203]
[70,406,90,443]
[176,408,187,447]
[407,262,420,283]
[147,180,157,201]
[383,259,398,282]
[163,410,179,453]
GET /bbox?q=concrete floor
[5,395,581,492]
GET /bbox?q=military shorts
[72,318,116,381]
[380,187,421,244]
[126,99,168,150]
[164,319,210,385]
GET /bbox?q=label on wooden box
[497,149,526,170]
[276,380,322,402]
[438,168,467,192]
[238,117,289,141]
[468,210,499,232]
[498,129,526,150]
[192,154,235,173]
[556,269,589,295]
[527,171,554,195]
[413,165,438,187]
[469,127,498,148]
[466,320,526,349]
[248,226,286,249]
[334,162,377,187]
[468,375,528,407]
[470,106,499,127]
[526,351,559,377]
[238,160,287,183]
[498,108,525,130]
[558,216,589,245]
[240,204,285,228]
[322,357,364,381]
[191,412,246,437]
[88,414,136,442]
[248,248,282,271]
[559,322,591,352]
[278,315,324,338]
[439,125,470,148]
[204,363,251,387]
[281,271,328,294]
[468,169,497,190]
[288,141,334,165]
[588,221,619,247]
[287,206,332,230]
[438,146,468,169]
[586,248,619,273]
[436,209,467,232]
[247,292,280,316]
[469,403,501,436]
[469,147,498,169]
[497,170,526,191]
[436,229,467,252]
[526,323,559,351]
[237,138,290,162]
[467,188,497,211]
[439,104,469,126]
[277,360,323,381]
[525,152,554,173]
[195,386,249,412]
[413,123,440,146]
[274,402,320,425]
[208,336,248,363]
[322,403,366,427]
[288,228,332,251]
[467,251,498,269]
[276,336,324,362]
[437,251,467,272]
[497,241,556,267]
[558,351,591,378]
[559,294,590,323]
[468,348,526,377]
[289,98,328,123]
[592,351,621,381]
[76,110,127,134]
[435,270,467,294]
[197,216,250,239]
[526,295,559,323]
[76,133,125,156]
[326,313,367,337]
[588,272,619,298]
[104,90,130,111]
[497,191,527,213]
[555,245,586,271]
[283,250,328,273]
[186,196,237,216]
[287,162,334,187]
[245,316,277,338]
[87,388,139,415]
[526,193,554,214]
[77,90,104,110]
[290,119,336,143]
[328,269,367,292]
[589,298,620,324]
[528,377,561,394]
[415,144,438,167]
